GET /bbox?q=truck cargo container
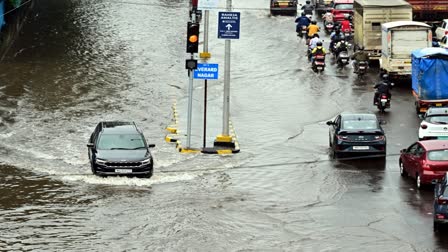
[411,48,448,114]
[353,0,412,60]
[406,0,448,23]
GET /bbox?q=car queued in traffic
[270,0,448,232]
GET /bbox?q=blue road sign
[193,63,219,80]
[218,12,240,39]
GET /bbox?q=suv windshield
[428,150,448,161]
[334,4,353,10]
[426,115,448,124]
[342,119,378,130]
[97,134,146,150]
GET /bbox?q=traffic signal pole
[186,14,197,149]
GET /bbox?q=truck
[380,21,432,78]
[412,48,448,114]
[405,0,448,23]
[311,0,334,15]
[353,0,412,60]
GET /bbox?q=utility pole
[202,10,210,149]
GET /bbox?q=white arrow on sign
[226,24,233,30]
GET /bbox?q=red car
[399,140,448,189]
[331,0,354,23]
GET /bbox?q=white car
[439,35,448,49]
[419,107,448,140]
[435,19,448,41]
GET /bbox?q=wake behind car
[399,140,448,189]
[326,113,386,158]
[419,107,448,140]
[87,121,155,178]
[270,0,297,16]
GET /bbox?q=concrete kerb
[165,101,240,155]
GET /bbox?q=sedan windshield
[97,134,146,150]
[426,115,448,124]
[342,120,378,130]
[334,4,353,10]
[428,150,448,161]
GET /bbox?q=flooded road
[0,0,447,250]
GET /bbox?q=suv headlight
[95,158,107,165]
[141,158,153,165]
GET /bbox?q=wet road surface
[0,0,447,251]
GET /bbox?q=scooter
[324,21,334,34]
[312,54,326,72]
[299,25,307,38]
[355,61,368,77]
[343,29,352,41]
[337,50,350,68]
[376,93,391,113]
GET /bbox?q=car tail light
[445,31,448,35]
[337,135,348,140]
[436,214,445,219]
[421,124,428,129]
[374,135,384,141]
[438,197,448,205]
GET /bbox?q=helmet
[382,74,389,80]
[301,12,305,16]
[317,41,323,46]
[335,29,341,34]
[313,33,319,38]
[311,20,317,24]
[306,0,310,3]
[326,9,331,12]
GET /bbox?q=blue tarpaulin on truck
[412,48,448,100]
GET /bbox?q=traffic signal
[186,22,200,53]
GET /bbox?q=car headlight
[95,158,107,165]
[141,158,153,165]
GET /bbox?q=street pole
[186,13,197,149]
[222,0,231,137]
[202,9,210,149]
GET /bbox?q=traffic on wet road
[1,0,448,250]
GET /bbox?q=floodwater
[0,0,446,251]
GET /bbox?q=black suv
[326,113,386,158]
[87,121,155,178]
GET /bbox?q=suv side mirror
[400,148,406,153]
[87,143,94,148]
[326,121,333,126]
[418,114,425,120]
[148,144,156,148]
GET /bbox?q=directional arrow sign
[218,12,240,39]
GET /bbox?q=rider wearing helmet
[295,12,311,36]
[322,9,334,24]
[330,29,344,52]
[301,0,314,15]
[373,74,393,105]
[334,39,349,57]
[351,46,369,72]
[307,20,320,39]
[308,33,321,61]
[311,41,327,64]
[340,15,352,33]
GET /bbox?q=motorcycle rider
[351,46,369,72]
[301,0,314,16]
[373,74,393,105]
[307,20,320,41]
[295,12,311,37]
[308,34,321,61]
[322,9,334,25]
[334,39,349,58]
[311,41,326,65]
[340,16,352,34]
[329,29,344,53]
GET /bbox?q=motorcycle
[324,21,334,34]
[376,93,391,113]
[343,29,352,41]
[337,50,350,68]
[299,25,307,38]
[355,61,368,77]
[312,54,326,72]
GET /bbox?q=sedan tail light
[337,135,348,140]
[421,124,428,129]
[374,135,385,141]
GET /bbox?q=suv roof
[426,107,448,116]
[341,113,377,120]
[100,121,141,134]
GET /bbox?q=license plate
[381,99,387,102]
[317,67,323,70]
[359,66,366,69]
[353,146,369,150]
[342,59,347,62]
[115,169,132,174]
[436,103,443,107]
